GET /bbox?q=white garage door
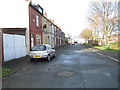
[3,34,26,61]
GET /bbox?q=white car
[29,44,56,62]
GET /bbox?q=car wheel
[47,55,51,61]
[30,59,34,62]
[53,53,56,58]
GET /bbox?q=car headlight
[44,53,48,56]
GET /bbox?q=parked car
[29,44,56,62]
[74,41,78,45]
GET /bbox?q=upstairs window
[38,7,43,14]
[36,35,41,44]
[36,15,39,28]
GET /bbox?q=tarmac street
[2,44,119,88]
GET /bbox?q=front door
[31,34,34,48]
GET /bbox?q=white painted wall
[3,34,14,61]
[3,34,26,61]
[14,35,26,58]
[0,0,31,54]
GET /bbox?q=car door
[51,47,55,56]
[48,45,55,57]
[47,45,52,57]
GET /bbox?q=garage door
[3,34,26,61]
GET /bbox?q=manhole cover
[57,71,75,78]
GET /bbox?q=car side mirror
[52,47,55,49]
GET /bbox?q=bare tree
[87,1,118,47]
[80,28,93,43]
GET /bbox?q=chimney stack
[44,12,47,17]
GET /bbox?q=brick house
[29,3,43,49]
[55,27,60,48]
[61,32,65,46]
[42,16,53,46]
[42,16,48,45]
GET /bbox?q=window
[47,45,52,49]
[38,7,43,14]
[31,34,34,48]
[31,45,46,51]
[36,35,41,44]
[36,15,39,27]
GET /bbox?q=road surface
[3,44,119,88]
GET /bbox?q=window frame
[36,15,39,28]
[36,35,41,44]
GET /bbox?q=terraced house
[42,15,53,46]
[0,0,66,63]
[42,13,66,48]
[29,2,43,48]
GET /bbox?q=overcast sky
[33,0,91,38]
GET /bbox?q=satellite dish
[43,24,47,29]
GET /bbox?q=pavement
[2,44,120,79]
[91,47,120,63]
[84,44,120,63]
[2,56,31,78]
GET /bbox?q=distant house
[42,16,49,45]
[55,27,61,47]
[61,32,65,46]
[51,23,55,48]
[42,16,55,47]
[42,14,65,48]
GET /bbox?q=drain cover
[57,71,75,78]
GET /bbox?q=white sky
[33,0,90,38]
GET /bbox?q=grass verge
[0,67,13,77]
[110,42,120,49]
[93,46,120,52]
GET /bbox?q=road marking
[97,52,106,56]
[89,48,120,63]
[107,56,120,63]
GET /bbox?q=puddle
[63,61,72,63]
[57,71,75,78]
[47,64,58,70]
[63,60,75,64]
[74,51,83,53]
[104,72,111,77]
[61,55,73,59]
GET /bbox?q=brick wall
[0,30,3,63]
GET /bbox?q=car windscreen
[31,45,46,51]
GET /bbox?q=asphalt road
[3,44,119,88]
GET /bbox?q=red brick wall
[29,5,43,48]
